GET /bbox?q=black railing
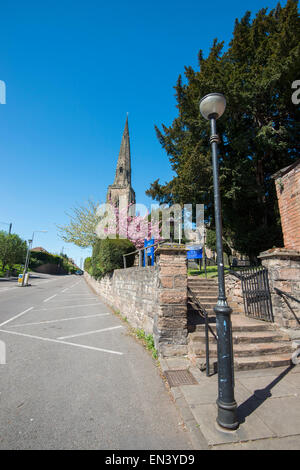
[187,286,218,376]
[274,288,300,326]
[227,266,273,322]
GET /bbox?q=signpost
[143,238,155,267]
[186,244,207,276]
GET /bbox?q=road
[0,274,193,450]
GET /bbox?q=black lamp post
[199,93,239,430]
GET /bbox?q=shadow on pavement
[237,364,295,424]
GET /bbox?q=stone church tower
[106,116,136,208]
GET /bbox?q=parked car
[75,270,83,275]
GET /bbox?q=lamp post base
[216,399,239,430]
[214,303,239,431]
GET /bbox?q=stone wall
[85,266,159,334]
[259,249,300,330]
[84,244,188,357]
[225,273,243,309]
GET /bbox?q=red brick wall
[275,162,300,251]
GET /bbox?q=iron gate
[231,267,274,322]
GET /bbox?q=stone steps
[189,339,292,357]
[189,330,290,345]
[187,277,293,371]
[193,354,292,371]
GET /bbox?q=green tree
[57,199,99,248]
[146,1,300,260]
[0,231,27,272]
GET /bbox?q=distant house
[31,247,49,253]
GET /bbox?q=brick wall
[274,160,300,251]
[259,249,300,330]
[154,245,188,357]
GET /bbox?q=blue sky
[0,0,283,266]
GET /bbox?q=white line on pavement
[33,303,101,311]
[0,307,34,328]
[57,325,123,340]
[0,329,124,356]
[43,294,57,303]
[9,313,111,328]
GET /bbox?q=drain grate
[164,369,198,387]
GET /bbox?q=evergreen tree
[146,1,300,260]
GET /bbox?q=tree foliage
[57,199,100,248]
[58,200,162,249]
[90,238,136,279]
[146,1,300,259]
[0,231,27,271]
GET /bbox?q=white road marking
[43,294,57,303]
[61,293,95,296]
[59,297,97,301]
[61,288,69,293]
[58,325,123,340]
[68,281,82,289]
[0,307,34,328]
[9,313,111,328]
[33,303,101,311]
[0,329,124,356]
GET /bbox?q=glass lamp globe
[199,93,226,120]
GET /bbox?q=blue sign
[144,239,155,266]
[187,248,203,260]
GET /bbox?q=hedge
[84,257,92,273]
[91,238,135,279]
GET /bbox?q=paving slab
[164,362,300,449]
[180,381,250,407]
[213,435,300,450]
[252,396,300,437]
[237,375,299,399]
[190,402,275,446]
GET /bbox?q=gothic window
[119,167,123,173]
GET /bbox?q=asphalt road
[0,274,193,450]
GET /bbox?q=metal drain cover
[164,369,198,387]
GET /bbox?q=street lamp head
[199,93,226,120]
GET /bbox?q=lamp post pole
[21,230,47,287]
[199,93,238,431]
[22,238,32,286]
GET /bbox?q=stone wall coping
[156,243,187,253]
[272,159,300,180]
[113,265,157,274]
[258,248,300,261]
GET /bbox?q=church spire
[113,115,131,187]
[106,116,136,207]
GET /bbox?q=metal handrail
[274,288,300,326]
[187,286,218,377]
[122,241,173,268]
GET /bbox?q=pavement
[0,274,193,450]
[160,356,300,450]
[2,273,299,450]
